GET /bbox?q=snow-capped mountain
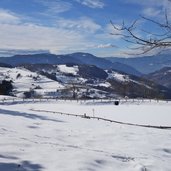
[0,53,141,76]
[145,67,171,89]
[0,67,63,98]
[0,63,170,99]
[107,53,171,74]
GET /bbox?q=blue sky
[0,0,170,57]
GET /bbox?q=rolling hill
[107,54,171,74]
[1,63,170,99]
[0,53,141,76]
[145,67,171,89]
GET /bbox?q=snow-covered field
[0,99,171,171]
[0,67,63,93]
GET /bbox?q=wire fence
[0,97,170,105]
[0,96,170,129]
[31,109,171,130]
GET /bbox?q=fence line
[31,109,171,130]
[0,97,170,105]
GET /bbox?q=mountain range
[107,54,171,74]
[0,53,141,76]
[1,52,171,75]
[0,63,171,99]
[0,52,171,99]
[145,67,171,89]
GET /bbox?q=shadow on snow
[0,161,43,171]
[0,109,65,123]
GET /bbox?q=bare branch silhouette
[110,10,171,55]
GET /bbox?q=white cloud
[124,0,165,7]
[0,8,121,57]
[56,17,101,33]
[142,8,161,17]
[75,0,105,8]
[101,24,123,40]
[0,18,121,56]
[0,10,104,55]
[0,9,20,24]
[125,0,171,18]
[0,48,50,57]
[35,0,72,14]
[97,43,116,48]
[0,23,87,53]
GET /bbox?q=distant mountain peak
[0,52,141,76]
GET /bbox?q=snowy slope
[0,67,63,97]
[0,65,113,98]
[108,70,150,87]
[0,65,171,99]
[0,100,171,171]
[0,66,113,98]
[108,71,130,82]
[57,65,78,75]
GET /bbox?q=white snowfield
[0,66,113,98]
[57,65,79,75]
[0,99,171,171]
[108,71,130,82]
[0,67,63,93]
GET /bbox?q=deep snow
[0,99,171,171]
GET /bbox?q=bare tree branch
[110,10,171,55]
